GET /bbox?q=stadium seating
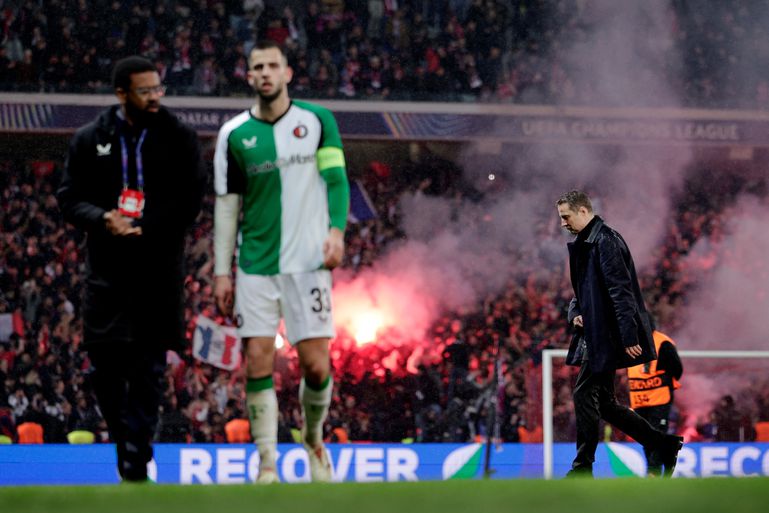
[0,1,766,108]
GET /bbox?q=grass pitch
[1,478,768,513]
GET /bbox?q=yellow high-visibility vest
[628,331,681,409]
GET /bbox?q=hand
[214,275,234,317]
[625,344,643,358]
[104,209,142,236]
[573,315,584,328]
[323,227,344,269]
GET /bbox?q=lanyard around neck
[119,129,147,191]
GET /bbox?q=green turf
[1,478,768,513]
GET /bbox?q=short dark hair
[254,40,284,54]
[556,190,593,212]
[112,56,155,91]
[250,40,288,65]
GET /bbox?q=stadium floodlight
[541,348,769,479]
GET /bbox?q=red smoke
[333,270,438,346]
[331,270,444,377]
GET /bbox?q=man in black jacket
[556,190,683,478]
[57,56,204,482]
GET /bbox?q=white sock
[300,376,333,447]
[247,378,278,469]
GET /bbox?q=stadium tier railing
[4,93,769,146]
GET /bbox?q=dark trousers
[572,362,664,471]
[637,404,672,468]
[88,342,166,481]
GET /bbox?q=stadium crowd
[1,0,769,108]
[2,144,769,445]
[1,0,769,447]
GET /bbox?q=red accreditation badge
[117,189,145,218]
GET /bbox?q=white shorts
[235,270,335,344]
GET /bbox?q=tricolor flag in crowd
[0,310,24,342]
[192,316,241,371]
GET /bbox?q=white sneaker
[303,442,332,482]
[256,468,280,484]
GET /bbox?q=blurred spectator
[712,394,754,442]
[754,412,769,442]
[443,323,469,403]
[191,56,218,95]
[156,395,192,443]
[16,419,43,443]
[224,417,250,443]
[712,395,739,441]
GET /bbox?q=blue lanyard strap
[119,129,147,191]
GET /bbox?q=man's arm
[597,234,639,348]
[178,125,206,227]
[212,119,247,316]
[315,106,350,269]
[567,297,582,326]
[319,157,348,269]
[57,132,108,232]
[58,131,142,237]
[213,193,239,316]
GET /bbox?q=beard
[125,99,160,127]
[257,87,282,104]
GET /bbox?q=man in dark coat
[57,56,204,481]
[556,190,683,478]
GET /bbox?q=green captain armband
[317,146,346,172]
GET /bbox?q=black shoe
[120,461,149,483]
[646,464,662,477]
[565,466,593,478]
[121,476,152,484]
[646,452,663,477]
[658,435,684,477]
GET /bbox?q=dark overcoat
[57,106,205,350]
[565,216,656,372]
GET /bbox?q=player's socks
[300,375,333,447]
[247,375,279,476]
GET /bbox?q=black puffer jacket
[57,105,205,350]
[565,216,656,372]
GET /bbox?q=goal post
[541,348,769,479]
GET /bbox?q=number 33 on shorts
[235,270,335,343]
[310,286,331,320]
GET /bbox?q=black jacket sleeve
[57,129,109,234]
[177,124,206,227]
[567,297,581,324]
[597,234,638,347]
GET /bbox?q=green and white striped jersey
[214,100,349,276]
